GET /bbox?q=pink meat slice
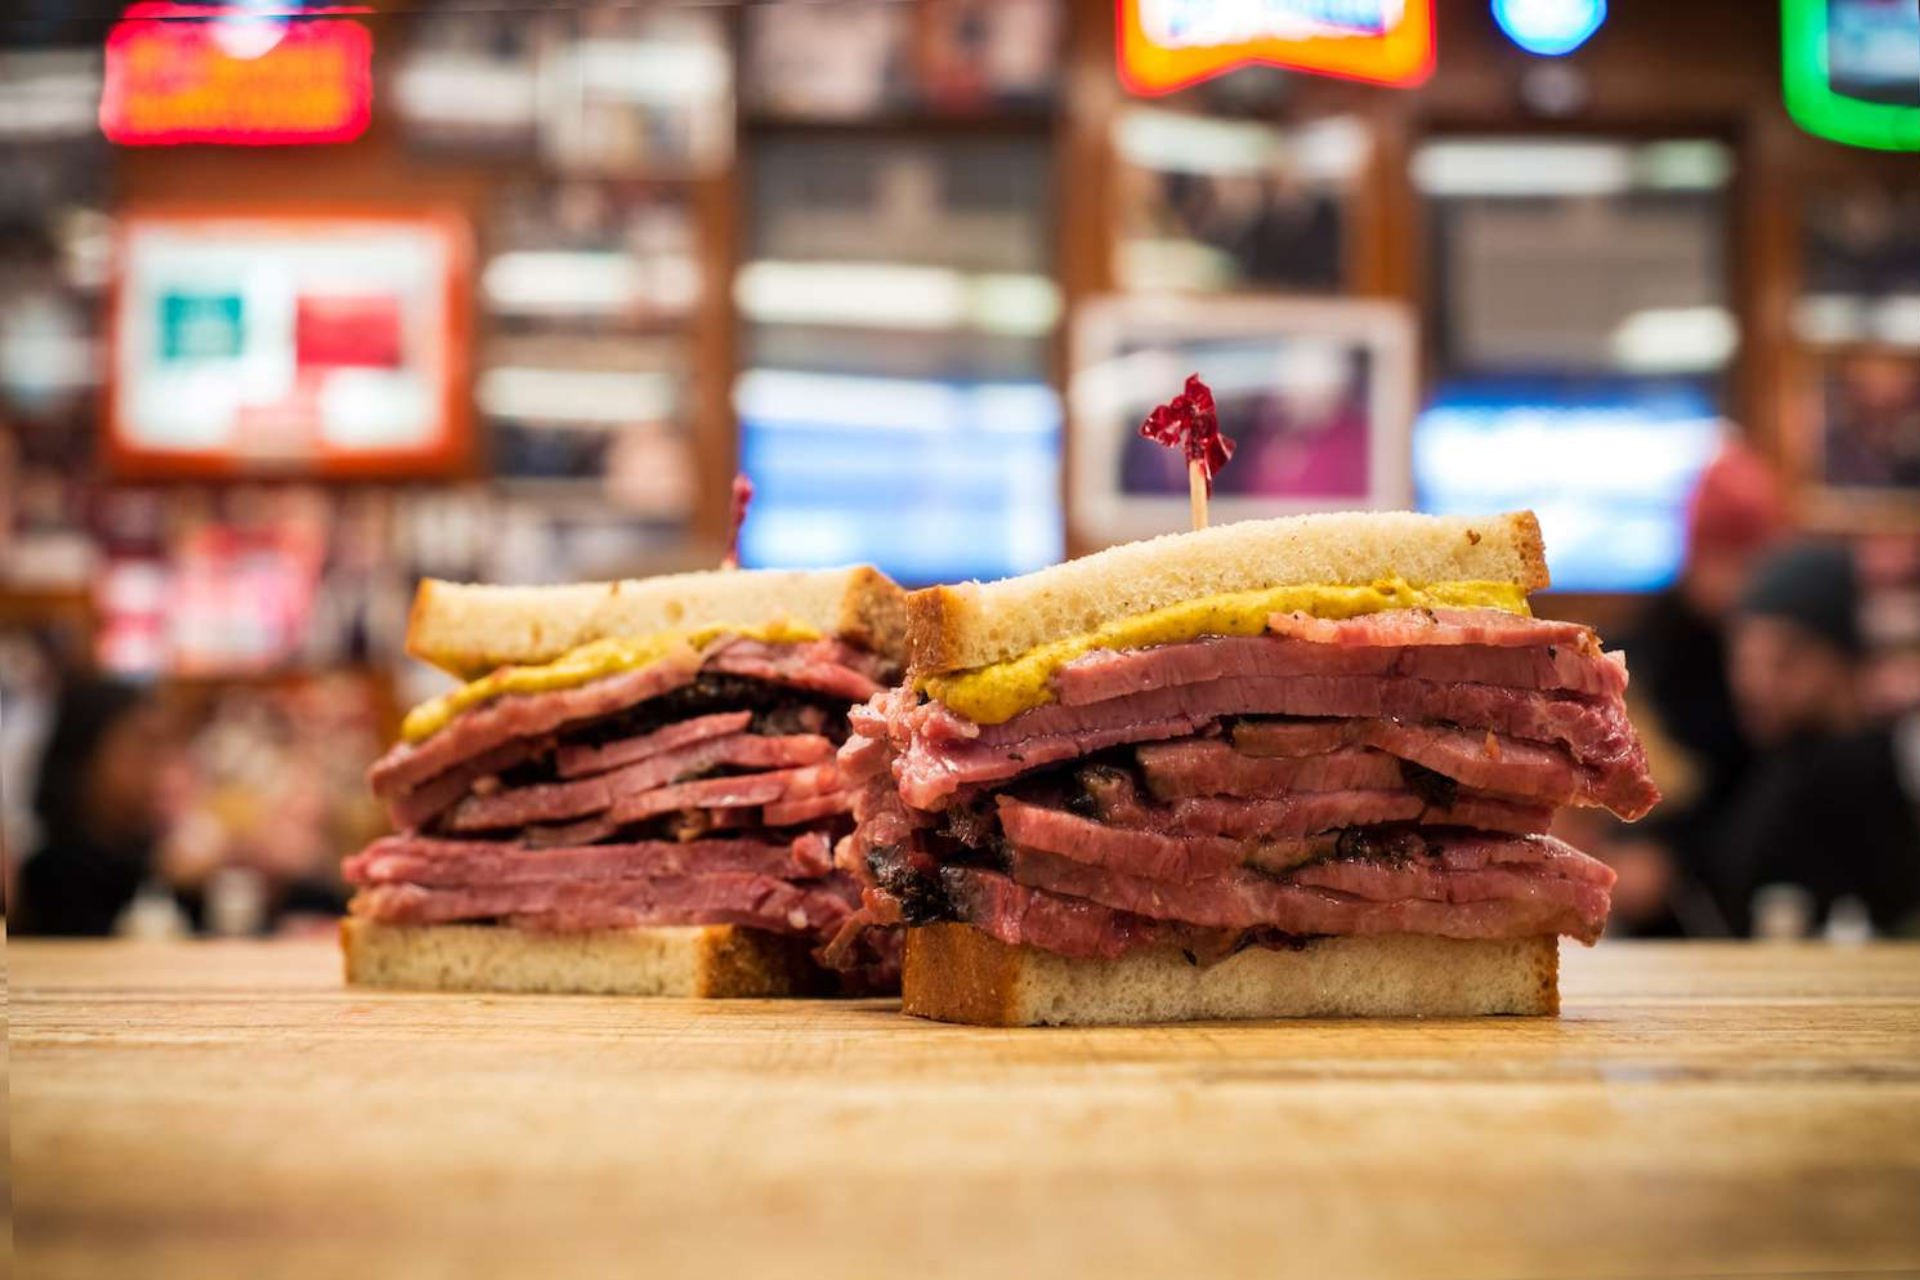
[939,867,1159,961]
[342,831,836,888]
[1266,607,1596,650]
[1003,847,1612,944]
[1134,741,1405,799]
[996,796,1247,882]
[1054,630,1626,706]
[368,650,702,798]
[352,872,858,937]
[1078,760,1550,840]
[762,792,853,827]
[554,711,753,780]
[607,763,841,824]
[522,815,624,849]
[889,675,1647,809]
[384,735,551,831]
[442,733,834,833]
[1233,718,1653,818]
[703,637,886,704]
[1163,791,1550,840]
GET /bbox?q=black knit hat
[1737,541,1862,655]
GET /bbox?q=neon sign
[1492,0,1606,57]
[100,4,372,146]
[1782,0,1920,152]
[1117,0,1435,94]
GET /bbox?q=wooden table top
[8,938,1920,1280]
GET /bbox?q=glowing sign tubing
[1781,0,1920,152]
[1492,0,1606,57]
[1117,0,1436,94]
[100,3,373,146]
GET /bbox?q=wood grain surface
[9,939,1920,1280]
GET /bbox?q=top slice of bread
[408,566,909,678]
[908,511,1547,676]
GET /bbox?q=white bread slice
[902,924,1559,1026]
[339,919,829,997]
[909,511,1547,676]
[407,566,908,678]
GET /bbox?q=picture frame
[1069,293,1417,547]
[1790,343,1920,531]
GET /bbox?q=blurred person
[1714,542,1920,937]
[1600,442,1786,935]
[12,678,184,936]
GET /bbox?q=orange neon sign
[100,4,372,146]
[1117,0,1435,95]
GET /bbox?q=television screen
[1783,0,1920,150]
[736,370,1062,586]
[1828,0,1920,108]
[108,211,470,478]
[1414,377,1724,593]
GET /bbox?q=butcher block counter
[8,939,1919,1280]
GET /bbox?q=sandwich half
[342,566,908,996]
[829,512,1658,1025]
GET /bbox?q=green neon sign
[1782,0,1920,151]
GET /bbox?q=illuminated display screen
[736,371,1062,586]
[108,212,470,478]
[1117,0,1434,94]
[1414,377,1723,592]
[1782,0,1920,151]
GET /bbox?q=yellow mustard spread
[919,578,1529,726]
[400,619,822,744]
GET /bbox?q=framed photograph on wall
[106,209,472,480]
[1791,346,1920,530]
[1069,294,1416,547]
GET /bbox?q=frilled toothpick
[722,473,754,570]
[1138,374,1235,531]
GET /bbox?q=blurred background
[2,0,1917,940]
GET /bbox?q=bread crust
[339,918,831,997]
[405,566,908,678]
[907,511,1549,677]
[902,924,1560,1026]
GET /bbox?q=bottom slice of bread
[902,924,1559,1026]
[340,918,829,997]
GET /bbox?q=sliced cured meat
[1233,718,1655,819]
[1135,741,1405,799]
[554,711,752,780]
[890,674,1649,809]
[607,763,840,825]
[1005,847,1611,944]
[522,815,623,849]
[763,792,853,827]
[1162,791,1550,840]
[383,735,550,831]
[996,795,1246,882]
[352,872,858,937]
[343,831,835,888]
[1053,629,1626,705]
[369,650,702,798]
[703,637,886,704]
[1075,761,1550,840]
[442,733,834,833]
[939,864,1161,961]
[1265,607,1596,651]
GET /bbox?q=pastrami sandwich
[342,566,908,996]
[830,511,1658,1025]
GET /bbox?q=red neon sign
[100,4,372,146]
[1117,0,1435,95]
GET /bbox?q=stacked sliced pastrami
[831,608,1658,964]
[344,633,903,984]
